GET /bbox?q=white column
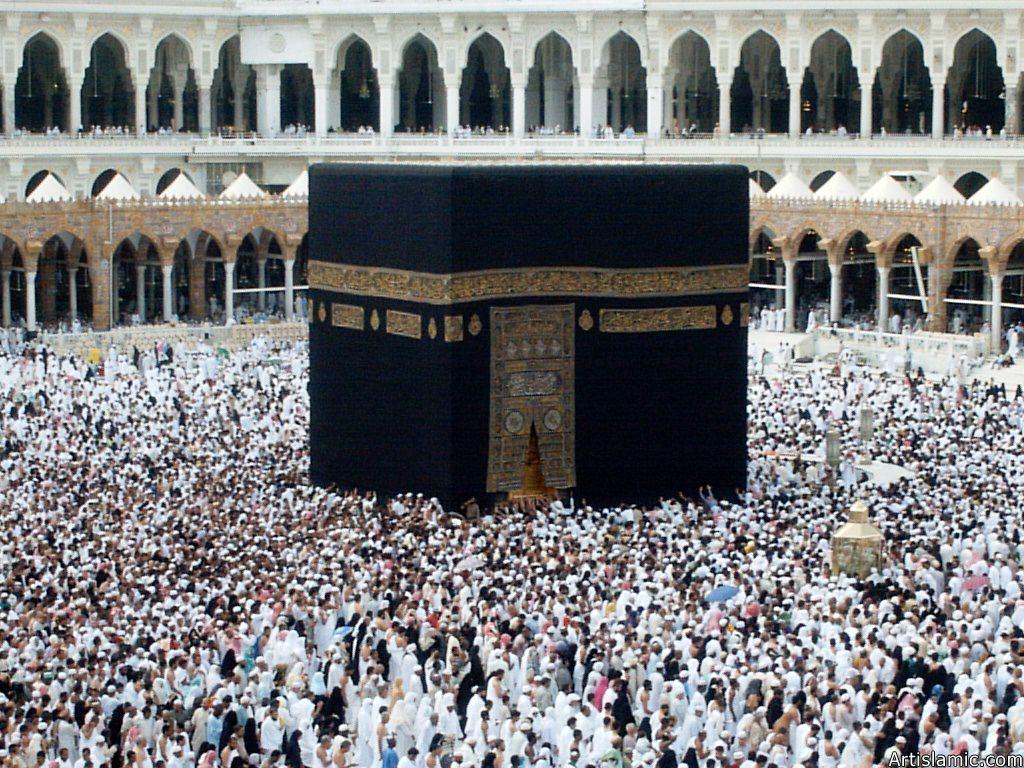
[445,77,460,135]
[25,271,37,332]
[148,80,159,129]
[646,75,664,138]
[379,77,395,137]
[784,257,796,333]
[512,78,526,138]
[257,65,282,137]
[992,271,1004,352]
[68,76,83,134]
[257,258,267,310]
[2,77,16,134]
[68,267,78,321]
[789,82,801,138]
[877,265,890,331]
[1,270,10,326]
[224,260,235,324]
[198,84,212,135]
[931,77,944,139]
[718,76,732,136]
[829,262,842,323]
[774,264,785,310]
[1006,85,1018,136]
[314,78,329,136]
[284,258,295,320]
[136,264,147,321]
[859,76,873,138]
[134,80,147,135]
[162,264,173,322]
[578,78,594,137]
[173,83,185,130]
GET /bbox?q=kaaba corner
[307,163,749,509]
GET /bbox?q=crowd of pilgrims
[1,333,1024,768]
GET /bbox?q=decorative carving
[444,315,464,342]
[487,305,576,493]
[317,302,327,323]
[369,309,381,331]
[468,314,483,336]
[307,262,749,303]
[427,317,438,339]
[599,306,717,333]
[578,308,594,330]
[720,305,735,326]
[331,303,364,330]
[385,310,421,339]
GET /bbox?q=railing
[812,326,986,373]
[38,320,308,357]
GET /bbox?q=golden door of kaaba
[486,304,576,493]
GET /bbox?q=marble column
[992,271,1004,352]
[859,76,873,138]
[224,260,235,324]
[784,257,797,333]
[25,272,37,331]
[173,82,185,130]
[512,79,526,137]
[718,76,731,135]
[647,76,664,137]
[198,85,212,135]
[68,76,83,134]
[829,262,842,323]
[284,258,295,320]
[877,265,890,332]
[379,77,395,137]
[789,82,801,138]
[931,77,944,139]
[257,258,267,310]
[162,264,174,322]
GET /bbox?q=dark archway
[147,35,197,132]
[802,31,860,133]
[666,33,718,133]
[874,31,932,134]
[16,33,69,133]
[212,36,256,133]
[526,32,576,131]
[602,32,646,132]
[398,35,443,132]
[948,30,1004,133]
[338,37,378,132]
[733,32,789,134]
[749,170,776,192]
[460,34,511,130]
[954,171,988,198]
[82,33,135,130]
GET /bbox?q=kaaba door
[487,304,576,493]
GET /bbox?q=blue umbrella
[707,585,740,603]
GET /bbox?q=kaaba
[308,164,749,509]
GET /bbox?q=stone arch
[397,33,444,132]
[953,171,988,198]
[665,31,718,133]
[25,170,65,198]
[37,231,91,327]
[809,170,836,192]
[597,31,647,132]
[336,34,379,131]
[155,167,195,195]
[732,30,789,133]
[82,32,136,129]
[874,29,932,135]
[212,35,256,133]
[948,29,1004,133]
[802,30,860,133]
[526,28,578,68]
[91,168,124,197]
[111,231,163,324]
[527,31,577,131]
[16,32,70,133]
[749,169,776,192]
[148,33,198,132]
[460,32,511,129]
[945,236,988,333]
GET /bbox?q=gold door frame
[486,304,576,492]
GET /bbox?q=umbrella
[963,574,989,591]
[707,585,740,603]
[455,554,484,572]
